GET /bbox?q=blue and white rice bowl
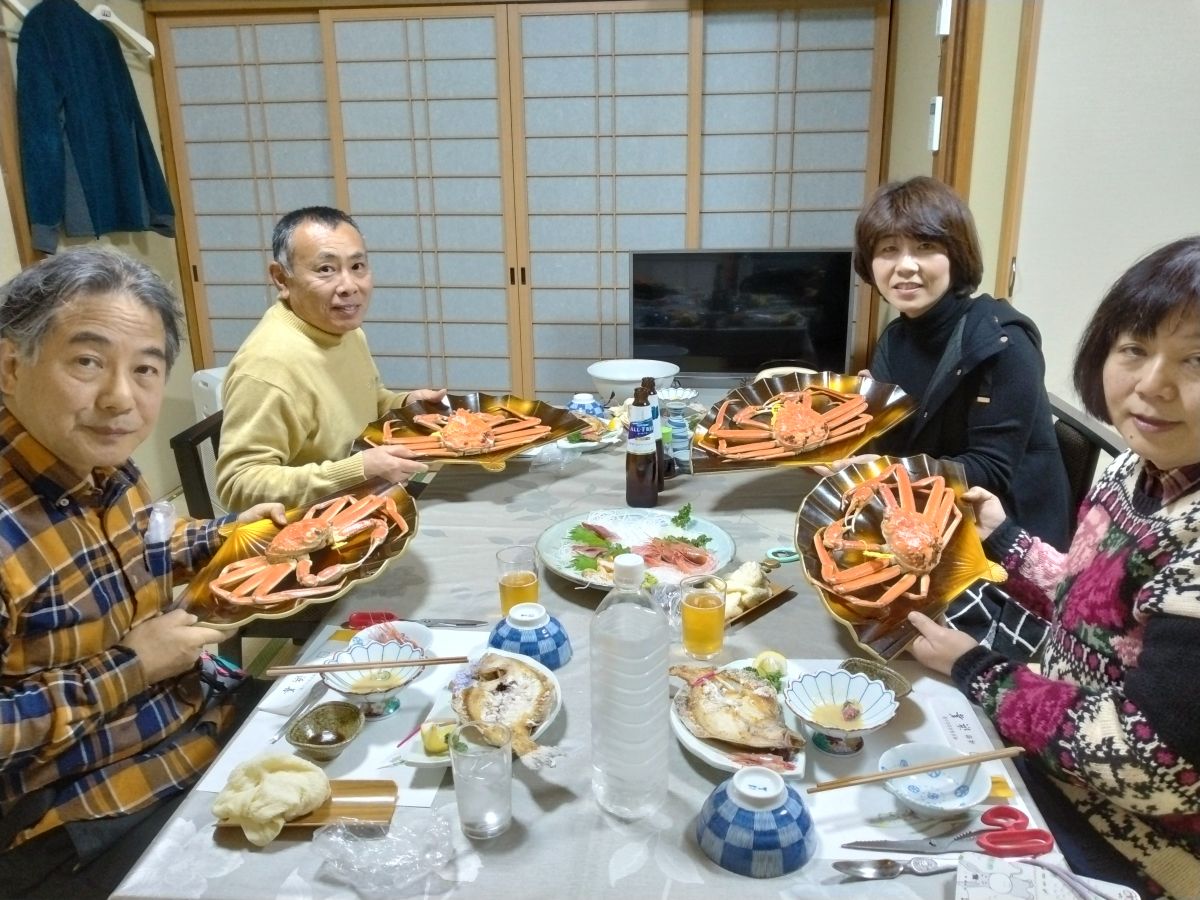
[783,669,898,756]
[878,741,991,818]
[487,603,572,670]
[322,639,427,718]
[695,766,817,878]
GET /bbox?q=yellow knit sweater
[215,302,405,511]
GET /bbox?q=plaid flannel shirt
[0,407,235,847]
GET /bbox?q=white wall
[1015,0,1200,402]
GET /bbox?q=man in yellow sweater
[216,207,445,511]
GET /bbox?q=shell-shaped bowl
[321,639,427,702]
[782,669,898,739]
[286,700,364,762]
[695,767,817,878]
[349,620,433,654]
[878,741,991,818]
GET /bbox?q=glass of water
[449,722,512,839]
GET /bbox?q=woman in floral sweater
[908,236,1200,898]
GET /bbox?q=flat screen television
[630,249,855,381]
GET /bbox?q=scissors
[844,806,1054,857]
[970,806,1055,858]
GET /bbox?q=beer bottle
[640,376,667,488]
[626,387,658,508]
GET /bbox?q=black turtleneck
[881,291,970,401]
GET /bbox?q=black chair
[169,410,321,667]
[1048,393,1126,535]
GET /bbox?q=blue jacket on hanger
[16,0,174,253]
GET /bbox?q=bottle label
[628,418,654,450]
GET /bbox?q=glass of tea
[680,574,726,660]
[496,545,539,614]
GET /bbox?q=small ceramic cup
[567,392,607,418]
[487,602,572,670]
[695,766,817,878]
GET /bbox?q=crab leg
[210,558,345,606]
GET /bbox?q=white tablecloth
[115,449,1054,900]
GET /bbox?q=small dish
[695,766,817,878]
[321,639,427,718]
[488,603,572,670]
[878,741,991,819]
[349,620,433,653]
[286,701,365,762]
[782,669,898,756]
[658,386,699,403]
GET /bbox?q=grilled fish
[670,664,805,754]
[451,653,561,769]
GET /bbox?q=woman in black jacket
[855,176,1071,551]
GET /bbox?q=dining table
[113,441,1062,900]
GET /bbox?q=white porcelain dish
[348,620,433,653]
[587,358,679,403]
[783,669,899,739]
[878,741,991,818]
[536,507,735,589]
[401,647,562,768]
[669,657,807,779]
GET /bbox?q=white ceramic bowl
[878,741,991,819]
[321,640,426,717]
[587,359,680,403]
[783,669,898,755]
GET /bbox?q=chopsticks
[264,655,468,677]
[806,745,1022,794]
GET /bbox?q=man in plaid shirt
[0,248,283,897]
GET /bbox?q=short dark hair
[271,206,362,273]
[853,176,984,297]
[1073,235,1200,423]
[0,247,183,369]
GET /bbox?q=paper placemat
[196,626,485,808]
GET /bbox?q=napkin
[955,853,1139,900]
[257,626,354,717]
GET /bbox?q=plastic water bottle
[667,400,692,475]
[590,554,669,819]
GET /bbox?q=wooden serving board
[217,780,399,832]
[726,579,793,625]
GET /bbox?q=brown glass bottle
[640,377,666,488]
[626,387,658,508]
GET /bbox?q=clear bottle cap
[612,553,645,587]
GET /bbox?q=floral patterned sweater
[951,451,1200,898]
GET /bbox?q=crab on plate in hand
[704,386,873,461]
[371,407,552,458]
[210,493,410,607]
[811,463,962,617]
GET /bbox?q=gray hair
[271,206,363,274]
[0,247,184,369]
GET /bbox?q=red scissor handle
[978,826,1055,857]
[981,805,1029,829]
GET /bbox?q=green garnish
[671,504,693,528]
[450,735,469,754]
[568,524,612,547]
[567,431,585,443]
[570,556,600,573]
[675,534,711,548]
[744,666,783,693]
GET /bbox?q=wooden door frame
[933,0,986,199]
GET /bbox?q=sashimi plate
[536,507,734,589]
[670,657,807,778]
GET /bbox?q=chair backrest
[1048,393,1125,534]
[170,410,224,519]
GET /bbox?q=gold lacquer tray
[354,391,588,471]
[794,455,1005,661]
[182,479,417,628]
[691,372,916,473]
[216,780,399,834]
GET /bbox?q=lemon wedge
[754,650,788,679]
[420,722,455,755]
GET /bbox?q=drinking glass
[680,574,726,660]
[449,722,513,839]
[497,545,539,614]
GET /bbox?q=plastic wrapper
[528,441,584,472]
[312,809,458,897]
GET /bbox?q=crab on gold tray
[181,478,417,629]
[354,391,588,471]
[794,455,1005,661]
[690,372,916,474]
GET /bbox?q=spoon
[833,857,957,879]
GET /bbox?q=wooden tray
[217,780,399,832]
[726,579,793,625]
